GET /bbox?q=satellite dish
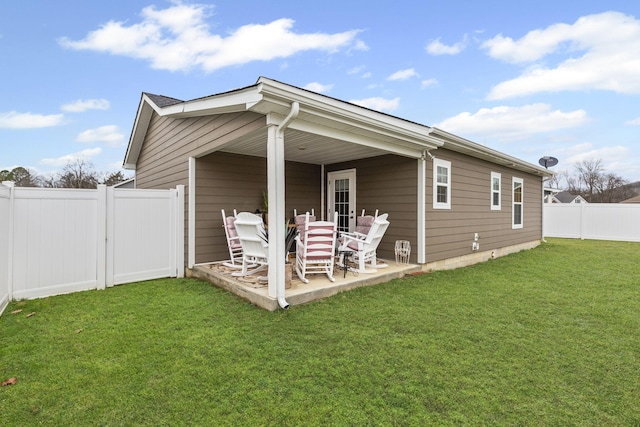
[538,156,558,169]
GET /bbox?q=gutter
[274,101,300,309]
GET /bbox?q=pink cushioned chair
[294,211,338,283]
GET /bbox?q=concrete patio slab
[188,260,422,311]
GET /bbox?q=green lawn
[1,238,639,426]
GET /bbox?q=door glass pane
[334,178,350,233]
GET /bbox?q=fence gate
[0,184,184,315]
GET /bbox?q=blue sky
[2,0,640,182]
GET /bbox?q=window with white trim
[512,177,523,229]
[433,158,451,209]
[491,172,501,210]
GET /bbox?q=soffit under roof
[215,126,396,165]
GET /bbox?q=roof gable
[123,77,552,178]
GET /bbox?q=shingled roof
[143,93,183,108]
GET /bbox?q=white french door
[327,169,356,234]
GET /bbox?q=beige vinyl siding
[426,148,543,262]
[194,153,321,264]
[327,155,418,262]
[134,111,266,264]
[135,111,265,189]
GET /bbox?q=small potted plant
[262,191,268,225]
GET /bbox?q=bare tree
[598,172,631,203]
[564,158,632,203]
[57,159,100,189]
[575,159,604,202]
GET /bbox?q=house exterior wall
[326,155,418,262]
[327,150,543,265]
[425,148,543,263]
[195,152,321,264]
[133,110,543,269]
[133,111,265,263]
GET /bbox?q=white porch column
[266,124,286,300]
[417,157,426,264]
[188,157,196,269]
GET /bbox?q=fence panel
[107,188,179,285]
[544,203,640,242]
[0,185,11,315]
[1,185,184,308]
[11,188,99,300]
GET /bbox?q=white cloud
[483,12,640,99]
[0,111,64,129]
[434,103,588,141]
[303,82,333,93]
[349,97,400,112]
[77,125,125,146]
[59,2,364,73]
[40,148,102,166]
[61,99,110,113]
[625,117,640,126]
[562,143,629,163]
[421,78,438,89]
[387,68,418,81]
[426,35,468,55]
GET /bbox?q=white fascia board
[256,78,442,147]
[432,128,553,177]
[261,98,441,155]
[123,95,155,169]
[163,88,263,117]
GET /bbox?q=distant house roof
[621,195,640,203]
[553,191,587,204]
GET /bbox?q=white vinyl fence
[0,184,184,316]
[0,185,11,315]
[544,203,640,242]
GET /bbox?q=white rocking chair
[221,209,243,268]
[338,213,390,273]
[295,211,338,283]
[231,212,269,280]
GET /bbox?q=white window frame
[491,172,501,210]
[512,177,523,229]
[433,158,451,210]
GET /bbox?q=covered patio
[178,78,442,308]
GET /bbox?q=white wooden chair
[221,209,243,268]
[231,212,269,279]
[338,213,390,273]
[295,211,338,283]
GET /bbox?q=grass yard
[1,238,639,426]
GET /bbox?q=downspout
[274,101,300,309]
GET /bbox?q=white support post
[417,157,426,264]
[6,182,15,303]
[188,157,196,269]
[266,124,286,300]
[97,185,107,289]
[320,164,325,221]
[175,185,185,278]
